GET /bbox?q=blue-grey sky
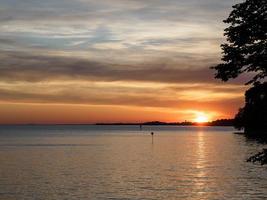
[0,0,247,124]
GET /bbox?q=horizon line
[0,119,234,126]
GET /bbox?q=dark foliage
[247,149,267,165]
[233,108,245,130]
[211,0,267,136]
[207,119,234,126]
[211,0,267,85]
[234,82,267,134]
[244,82,267,134]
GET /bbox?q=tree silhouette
[212,0,267,135]
[234,83,267,134]
[233,108,245,130]
[212,0,266,85]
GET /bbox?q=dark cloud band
[0,50,218,84]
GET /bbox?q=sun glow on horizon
[194,113,209,123]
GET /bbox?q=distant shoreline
[0,119,235,126]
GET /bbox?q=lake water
[0,125,266,200]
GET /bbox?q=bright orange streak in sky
[0,102,236,124]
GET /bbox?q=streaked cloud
[0,0,246,123]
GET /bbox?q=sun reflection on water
[194,131,208,197]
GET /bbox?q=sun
[194,113,209,123]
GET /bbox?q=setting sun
[194,113,209,123]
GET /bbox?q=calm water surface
[0,125,266,200]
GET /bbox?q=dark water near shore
[0,125,266,200]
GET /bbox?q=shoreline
[0,119,235,127]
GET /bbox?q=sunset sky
[0,0,249,124]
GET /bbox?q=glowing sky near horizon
[0,0,248,124]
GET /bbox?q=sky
[0,0,248,124]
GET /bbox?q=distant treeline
[96,119,234,126]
